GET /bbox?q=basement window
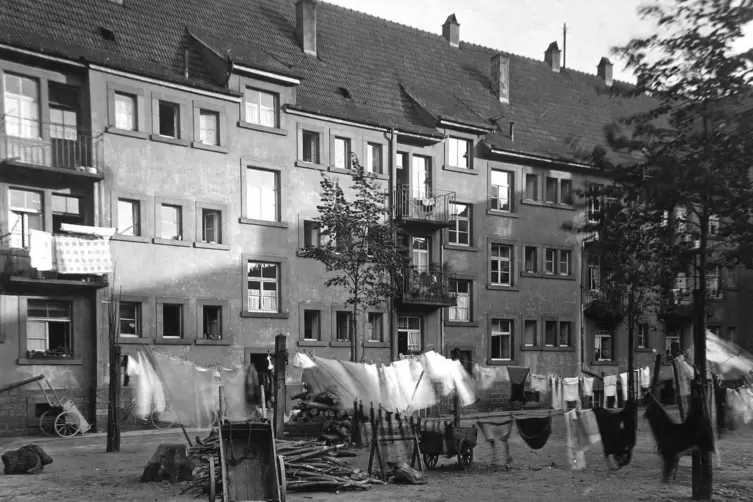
[158,101,179,138]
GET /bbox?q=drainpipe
[579,239,585,373]
[440,225,445,357]
[389,128,396,362]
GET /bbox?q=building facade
[1,0,731,435]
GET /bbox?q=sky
[325,0,753,83]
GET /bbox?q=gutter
[487,144,594,170]
[438,119,494,134]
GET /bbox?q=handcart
[419,420,477,470]
[0,374,89,438]
[206,421,287,502]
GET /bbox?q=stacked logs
[289,390,354,444]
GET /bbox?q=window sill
[152,238,192,247]
[520,346,542,352]
[486,359,518,366]
[237,121,288,136]
[542,346,574,352]
[330,341,353,347]
[444,244,478,252]
[149,134,190,147]
[541,274,576,281]
[442,164,478,175]
[17,358,83,366]
[156,338,193,345]
[191,141,229,154]
[367,172,389,181]
[328,166,353,175]
[542,202,575,211]
[195,339,231,346]
[106,127,148,140]
[486,284,520,292]
[298,340,328,347]
[295,160,328,171]
[194,242,230,251]
[486,209,519,218]
[590,360,619,367]
[635,347,654,353]
[364,342,391,348]
[118,337,151,345]
[241,312,290,319]
[521,271,543,278]
[521,199,543,206]
[111,235,151,244]
[444,321,479,328]
[239,218,289,229]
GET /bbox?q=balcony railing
[393,186,456,228]
[398,268,457,307]
[0,247,108,288]
[0,119,104,177]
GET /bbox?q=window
[708,215,719,236]
[666,332,680,359]
[587,184,603,223]
[676,207,688,235]
[159,204,182,240]
[398,316,421,355]
[302,130,320,164]
[545,320,572,347]
[396,152,408,171]
[26,300,72,357]
[334,137,351,169]
[202,209,221,244]
[162,304,183,338]
[561,180,573,205]
[448,137,471,168]
[367,312,383,342]
[119,302,141,337]
[490,319,513,361]
[246,168,279,221]
[366,143,383,174]
[114,92,136,131]
[247,262,279,312]
[411,156,432,195]
[158,101,179,138]
[595,328,612,361]
[559,250,571,276]
[545,321,557,346]
[8,188,43,249]
[117,199,141,236]
[303,310,320,341]
[244,88,277,127]
[637,323,649,348]
[525,174,538,201]
[490,170,512,212]
[524,246,538,274]
[303,220,320,248]
[545,249,556,275]
[559,322,571,347]
[199,109,219,145]
[587,254,600,290]
[51,194,82,235]
[199,305,222,340]
[524,320,538,347]
[545,177,558,203]
[4,73,40,138]
[448,280,471,322]
[411,237,430,272]
[490,244,512,286]
[449,203,470,246]
[707,265,722,299]
[336,312,352,342]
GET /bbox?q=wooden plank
[221,422,280,502]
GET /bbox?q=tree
[609,0,753,498]
[300,154,409,362]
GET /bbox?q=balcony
[583,289,624,324]
[0,248,108,289]
[393,186,456,229]
[659,289,695,323]
[398,267,457,308]
[0,119,104,180]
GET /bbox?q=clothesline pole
[273,333,288,439]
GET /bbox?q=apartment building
[0,0,696,435]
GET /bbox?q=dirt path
[1,416,752,502]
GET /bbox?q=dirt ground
[1,410,752,502]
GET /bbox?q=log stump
[141,443,195,483]
[2,444,53,475]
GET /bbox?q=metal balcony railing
[393,185,456,226]
[399,268,457,306]
[0,118,103,175]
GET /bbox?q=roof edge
[484,141,595,170]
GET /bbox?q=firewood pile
[288,389,354,444]
[183,431,383,496]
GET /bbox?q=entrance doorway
[397,316,422,356]
[244,349,274,408]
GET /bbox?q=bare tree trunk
[352,303,358,363]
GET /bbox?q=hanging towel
[592,399,637,469]
[564,410,587,470]
[530,373,549,393]
[507,367,530,403]
[551,377,563,411]
[619,373,629,401]
[29,229,55,271]
[581,376,594,397]
[293,352,317,369]
[603,375,617,398]
[640,366,652,388]
[477,419,514,466]
[515,415,552,450]
[578,409,602,446]
[563,377,580,403]
[474,363,505,390]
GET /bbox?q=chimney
[442,14,460,48]
[544,42,561,73]
[491,54,510,103]
[296,0,318,57]
[597,57,613,87]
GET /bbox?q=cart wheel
[207,455,216,502]
[39,409,57,436]
[151,409,175,429]
[54,411,82,438]
[423,454,438,469]
[457,439,473,470]
[277,455,287,502]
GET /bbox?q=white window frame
[159,203,183,240]
[201,208,221,244]
[448,137,471,169]
[449,202,470,246]
[559,250,572,276]
[335,311,352,342]
[367,312,383,341]
[199,109,219,146]
[202,305,222,340]
[490,243,512,286]
[8,188,44,249]
[246,167,279,221]
[26,300,72,354]
[303,310,321,341]
[490,319,513,361]
[247,262,280,313]
[544,248,557,275]
[117,199,140,236]
[524,246,538,274]
[333,137,351,169]
[587,185,602,224]
[398,316,422,354]
[595,329,612,361]
[637,323,648,348]
[448,279,471,322]
[4,73,40,138]
[366,142,383,174]
[114,91,137,131]
[490,170,512,212]
[558,321,572,347]
[244,88,277,128]
[301,130,320,164]
[157,100,180,138]
[118,301,141,338]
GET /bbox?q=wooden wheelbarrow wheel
[277,455,287,502]
[423,454,439,469]
[207,455,216,502]
[457,439,473,470]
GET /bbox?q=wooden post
[273,333,287,439]
[671,358,686,420]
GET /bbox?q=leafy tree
[300,154,409,362]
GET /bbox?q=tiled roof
[0,0,656,163]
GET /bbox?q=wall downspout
[389,128,397,362]
[579,239,585,373]
[440,224,445,357]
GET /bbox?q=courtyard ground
[1,409,752,502]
